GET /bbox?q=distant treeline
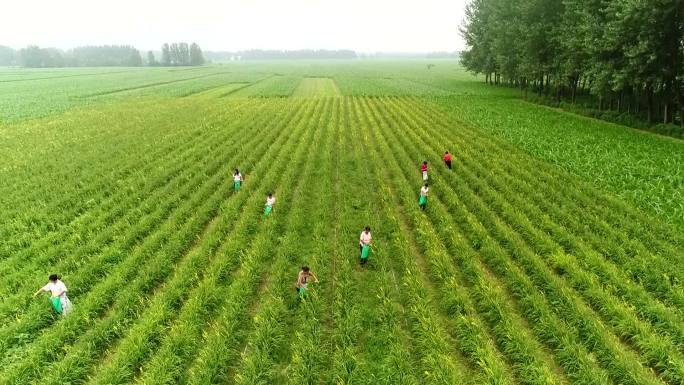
[204,49,357,61]
[0,43,204,68]
[153,43,205,66]
[461,0,684,127]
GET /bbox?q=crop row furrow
[0,101,262,321]
[0,99,308,385]
[381,98,667,385]
[182,98,331,385]
[363,96,563,385]
[0,98,256,282]
[385,97,684,381]
[230,98,335,385]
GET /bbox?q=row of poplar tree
[154,43,205,66]
[461,0,684,125]
[0,43,205,68]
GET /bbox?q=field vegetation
[0,60,682,384]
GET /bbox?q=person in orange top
[443,151,453,170]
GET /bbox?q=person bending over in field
[33,274,73,316]
[419,183,429,210]
[233,169,243,191]
[264,192,276,216]
[359,226,372,266]
[443,151,453,170]
[295,266,319,300]
[420,161,429,182]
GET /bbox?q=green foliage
[0,62,682,385]
[461,0,684,129]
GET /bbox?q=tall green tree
[189,43,204,66]
[461,0,684,126]
[161,43,171,66]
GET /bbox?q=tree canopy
[461,0,684,125]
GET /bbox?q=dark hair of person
[424,183,429,187]
[49,274,58,281]
[445,151,449,154]
[365,226,371,232]
[423,161,427,165]
[302,266,310,272]
[234,169,239,175]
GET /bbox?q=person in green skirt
[419,183,429,210]
[33,274,73,316]
[295,266,319,300]
[232,169,243,191]
[359,226,372,266]
[264,192,276,216]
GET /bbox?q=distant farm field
[0,61,683,385]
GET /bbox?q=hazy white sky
[2,0,468,52]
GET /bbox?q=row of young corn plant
[0,100,263,325]
[314,97,421,385]
[420,96,684,251]
[0,125,240,357]
[230,98,337,385]
[390,99,640,381]
[350,114,423,385]
[347,97,473,385]
[384,97,652,382]
[0,100,310,385]
[373,96,613,385]
[386,98,669,385]
[0,98,258,297]
[280,99,340,385]
[392,97,684,353]
[361,97,562,385]
[445,120,684,315]
[181,99,331,385]
[140,97,332,385]
[359,100,508,384]
[390,97,684,382]
[83,99,329,385]
[0,98,241,260]
[417,96,684,272]
[394,95,684,332]
[47,99,324,385]
[458,142,684,333]
[0,99,293,355]
[315,98,368,385]
[438,127,684,380]
[410,97,684,285]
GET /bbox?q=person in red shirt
[443,151,453,170]
[420,161,428,181]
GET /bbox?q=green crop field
[1,60,683,385]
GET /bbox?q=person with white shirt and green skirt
[264,192,276,216]
[359,226,372,266]
[33,274,73,316]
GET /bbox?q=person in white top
[264,192,276,216]
[419,183,429,210]
[359,226,372,265]
[33,274,73,316]
[233,169,243,191]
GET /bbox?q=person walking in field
[443,151,453,170]
[420,161,429,182]
[419,183,429,210]
[264,192,276,216]
[359,226,372,266]
[33,274,73,316]
[295,266,319,299]
[233,169,243,191]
